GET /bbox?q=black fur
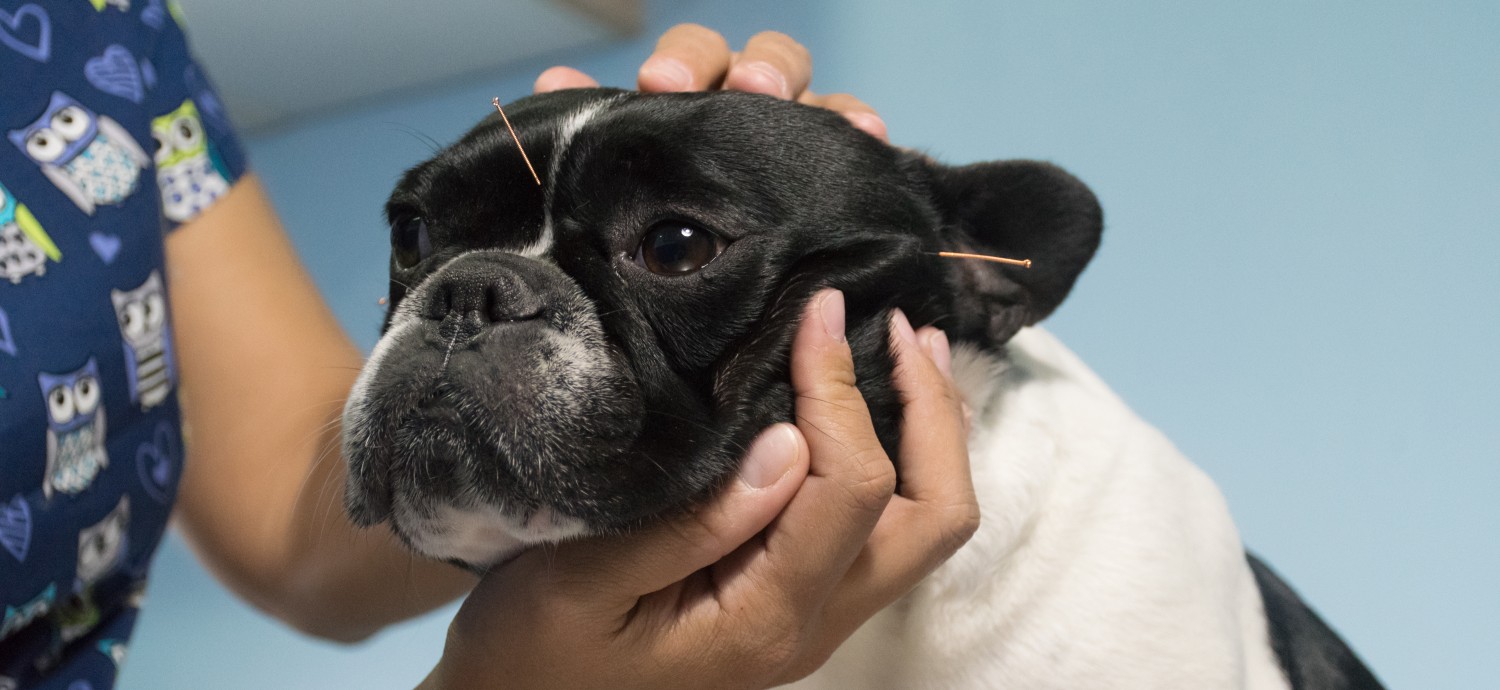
[1249,553,1386,689]
[342,88,1382,685]
[345,88,1102,537]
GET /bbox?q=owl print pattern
[39,359,110,500]
[0,223,51,283]
[0,181,60,283]
[112,271,174,409]
[152,99,229,223]
[8,92,150,215]
[158,155,227,223]
[62,135,143,207]
[1,4,246,686]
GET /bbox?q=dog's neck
[809,328,1283,689]
[937,327,1188,591]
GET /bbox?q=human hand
[420,290,978,690]
[534,24,889,141]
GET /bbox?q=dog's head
[342,88,1101,568]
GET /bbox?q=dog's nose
[422,254,545,326]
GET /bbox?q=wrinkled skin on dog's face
[342,89,1101,568]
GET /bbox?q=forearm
[167,175,473,641]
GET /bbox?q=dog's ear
[915,157,1103,344]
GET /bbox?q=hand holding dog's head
[341,88,1101,568]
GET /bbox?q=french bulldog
[341,88,1382,689]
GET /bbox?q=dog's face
[342,88,1101,568]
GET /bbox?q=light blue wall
[123,1,1497,688]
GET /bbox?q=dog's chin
[392,500,592,570]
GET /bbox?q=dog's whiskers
[383,122,445,155]
[291,400,356,520]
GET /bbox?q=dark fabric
[1,2,246,687]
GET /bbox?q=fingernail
[533,69,562,94]
[926,330,953,379]
[740,423,799,489]
[820,290,846,343]
[734,61,790,98]
[843,111,888,141]
[891,309,918,347]
[640,56,693,91]
[962,402,974,435]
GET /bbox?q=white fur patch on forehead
[549,99,616,186]
[523,97,620,259]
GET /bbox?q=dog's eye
[392,216,432,268]
[635,222,724,276]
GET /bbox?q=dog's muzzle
[341,251,646,565]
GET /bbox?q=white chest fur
[788,328,1291,690]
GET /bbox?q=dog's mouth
[409,390,467,428]
[353,388,599,566]
[389,494,590,571]
[340,267,676,566]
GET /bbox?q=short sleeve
[141,10,249,230]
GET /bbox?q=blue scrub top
[0,2,247,687]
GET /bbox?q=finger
[886,318,972,504]
[548,423,809,601]
[815,491,979,648]
[800,91,889,142]
[534,66,600,93]
[638,23,733,92]
[863,323,977,569]
[810,319,979,640]
[791,290,895,521]
[725,290,897,612]
[724,31,812,99]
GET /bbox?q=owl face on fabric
[38,358,109,500]
[0,181,60,284]
[152,99,230,223]
[77,496,129,587]
[111,271,174,410]
[8,92,150,216]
